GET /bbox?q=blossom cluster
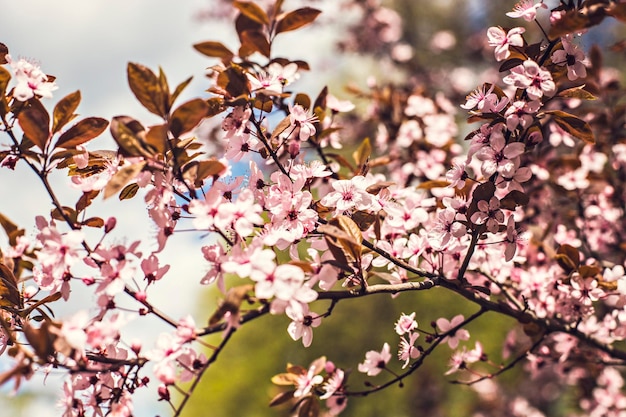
[0,0,626,416]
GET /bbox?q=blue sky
[0,1,342,415]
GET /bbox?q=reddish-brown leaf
[500,190,529,210]
[103,161,146,200]
[110,116,155,158]
[56,117,108,149]
[169,98,209,137]
[17,101,50,150]
[549,7,606,39]
[0,66,10,96]
[269,390,295,407]
[0,263,21,308]
[294,93,311,110]
[127,63,169,118]
[145,123,168,155]
[119,183,140,201]
[0,213,19,246]
[82,217,104,228]
[545,110,595,144]
[298,396,320,417]
[206,97,226,117]
[182,159,226,187]
[0,43,8,65]
[275,7,321,34]
[193,41,235,62]
[353,138,371,168]
[52,90,81,134]
[557,85,597,101]
[75,190,100,213]
[557,244,580,270]
[217,65,250,98]
[234,0,270,25]
[271,373,299,386]
[271,115,292,140]
[23,321,56,360]
[171,75,193,105]
[240,30,271,57]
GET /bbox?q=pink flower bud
[158,384,170,401]
[105,217,117,233]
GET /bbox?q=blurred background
[1,0,626,416]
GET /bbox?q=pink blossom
[222,106,251,139]
[54,310,90,354]
[320,175,375,214]
[552,38,587,81]
[358,343,392,376]
[476,133,525,177]
[445,342,483,375]
[398,332,421,368]
[436,314,470,349]
[503,60,556,100]
[6,54,58,101]
[395,312,418,335]
[267,62,299,86]
[294,365,324,398]
[214,188,263,238]
[289,104,318,141]
[506,0,547,22]
[461,84,508,112]
[246,69,282,94]
[327,94,355,113]
[287,306,322,348]
[446,161,468,189]
[141,254,170,284]
[320,368,345,399]
[405,94,436,117]
[487,27,525,62]
[471,197,504,234]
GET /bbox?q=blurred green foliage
[184,282,519,417]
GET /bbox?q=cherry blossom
[358,343,392,376]
[552,37,587,81]
[391,313,416,336]
[487,27,525,62]
[6,54,58,101]
[320,175,376,214]
[436,315,470,349]
[505,0,547,22]
[503,59,556,99]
